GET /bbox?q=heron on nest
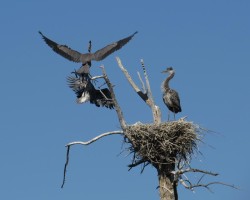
[161,67,182,120]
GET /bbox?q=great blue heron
[39,31,137,75]
[67,75,114,109]
[161,67,182,120]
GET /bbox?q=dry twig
[61,130,123,188]
[124,119,203,168]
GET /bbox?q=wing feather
[67,76,88,97]
[93,31,138,61]
[67,76,114,109]
[169,90,182,113]
[39,31,82,63]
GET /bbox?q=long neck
[162,72,174,92]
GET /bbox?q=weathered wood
[116,57,162,124]
[157,164,178,200]
[101,66,127,130]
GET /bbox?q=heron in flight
[39,31,138,75]
[67,75,114,109]
[161,67,182,120]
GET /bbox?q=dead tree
[62,57,237,200]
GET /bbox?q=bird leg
[88,40,92,53]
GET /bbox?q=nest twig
[124,119,204,169]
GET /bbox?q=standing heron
[161,67,182,120]
[39,31,138,75]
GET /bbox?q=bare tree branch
[91,75,104,80]
[140,59,161,124]
[66,131,123,147]
[179,178,193,190]
[128,159,147,170]
[140,59,154,106]
[61,145,70,188]
[173,168,219,177]
[116,57,161,124]
[137,71,146,93]
[181,179,239,192]
[172,167,239,193]
[116,57,148,103]
[61,130,123,188]
[100,65,127,130]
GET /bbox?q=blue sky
[0,0,249,199]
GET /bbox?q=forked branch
[116,57,148,103]
[140,59,161,124]
[116,57,161,124]
[180,178,239,192]
[172,167,238,192]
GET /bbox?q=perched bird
[67,75,114,109]
[39,31,138,75]
[161,67,182,120]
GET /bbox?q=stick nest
[124,119,204,167]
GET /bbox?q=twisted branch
[61,130,123,188]
[66,131,123,147]
[61,146,70,188]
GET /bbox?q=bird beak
[161,70,168,73]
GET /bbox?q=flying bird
[39,31,138,75]
[67,75,114,109]
[161,67,182,120]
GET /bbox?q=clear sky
[0,0,249,199]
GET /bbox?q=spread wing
[89,88,114,109]
[67,76,114,109]
[39,31,82,63]
[92,31,138,61]
[67,76,89,97]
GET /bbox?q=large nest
[124,119,204,168]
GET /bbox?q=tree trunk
[157,164,178,200]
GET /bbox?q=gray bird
[161,67,182,120]
[39,31,137,75]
